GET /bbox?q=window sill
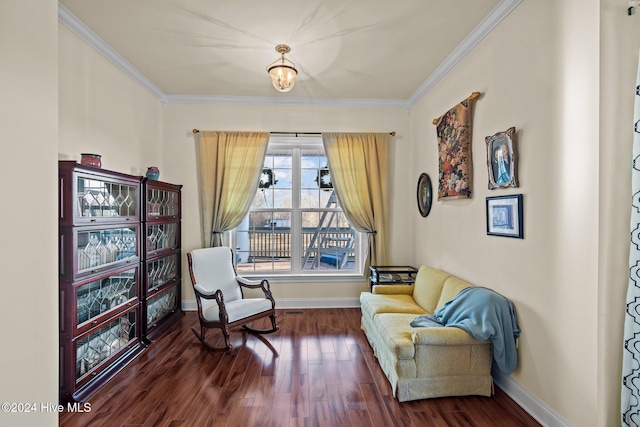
[239,273,366,283]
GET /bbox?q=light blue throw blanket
[411,287,521,374]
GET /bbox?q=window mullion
[291,147,302,272]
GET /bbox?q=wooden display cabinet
[142,178,183,342]
[58,161,145,403]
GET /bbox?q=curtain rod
[192,129,396,137]
[432,91,481,125]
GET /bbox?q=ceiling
[58,0,519,105]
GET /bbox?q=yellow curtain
[322,132,390,266]
[196,131,269,247]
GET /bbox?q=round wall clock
[417,173,433,217]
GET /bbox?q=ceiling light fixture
[266,44,297,93]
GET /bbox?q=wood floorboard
[59,308,540,427]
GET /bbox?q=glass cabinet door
[145,222,178,255]
[75,308,138,385]
[75,267,139,332]
[145,186,179,220]
[146,285,178,327]
[145,252,178,292]
[76,226,139,274]
[76,174,138,221]
[60,225,140,282]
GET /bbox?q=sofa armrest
[412,326,487,345]
[372,284,414,295]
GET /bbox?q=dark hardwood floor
[59,308,540,427]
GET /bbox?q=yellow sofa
[360,265,494,402]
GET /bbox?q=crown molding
[58,3,168,106]
[59,0,522,111]
[406,0,523,108]
[166,93,407,109]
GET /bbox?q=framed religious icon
[486,194,523,238]
[416,173,433,217]
[486,127,518,189]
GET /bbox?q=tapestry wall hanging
[433,92,480,200]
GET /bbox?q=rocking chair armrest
[238,277,272,293]
[237,277,274,300]
[237,276,262,287]
[193,284,224,303]
[193,283,215,296]
[260,279,274,300]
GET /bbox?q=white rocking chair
[187,246,278,352]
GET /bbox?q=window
[232,136,363,277]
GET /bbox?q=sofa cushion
[372,284,414,295]
[412,266,451,313]
[360,293,426,321]
[373,313,419,359]
[436,276,473,310]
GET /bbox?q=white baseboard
[181,297,361,312]
[492,369,572,427]
[181,300,196,311]
[274,297,361,309]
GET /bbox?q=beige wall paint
[410,0,601,425]
[0,1,59,426]
[58,25,163,176]
[162,103,412,303]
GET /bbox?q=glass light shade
[267,57,297,92]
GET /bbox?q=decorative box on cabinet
[58,161,145,404]
[142,178,183,342]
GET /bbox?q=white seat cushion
[203,298,273,323]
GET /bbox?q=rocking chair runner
[187,246,278,351]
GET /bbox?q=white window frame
[230,136,366,281]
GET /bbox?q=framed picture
[416,173,433,217]
[485,127,518,189]
[486,194,523,238]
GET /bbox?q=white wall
[409,0,602,425]
[0,1,59,426]
[58,25,163,175]
[162,103,412,305]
